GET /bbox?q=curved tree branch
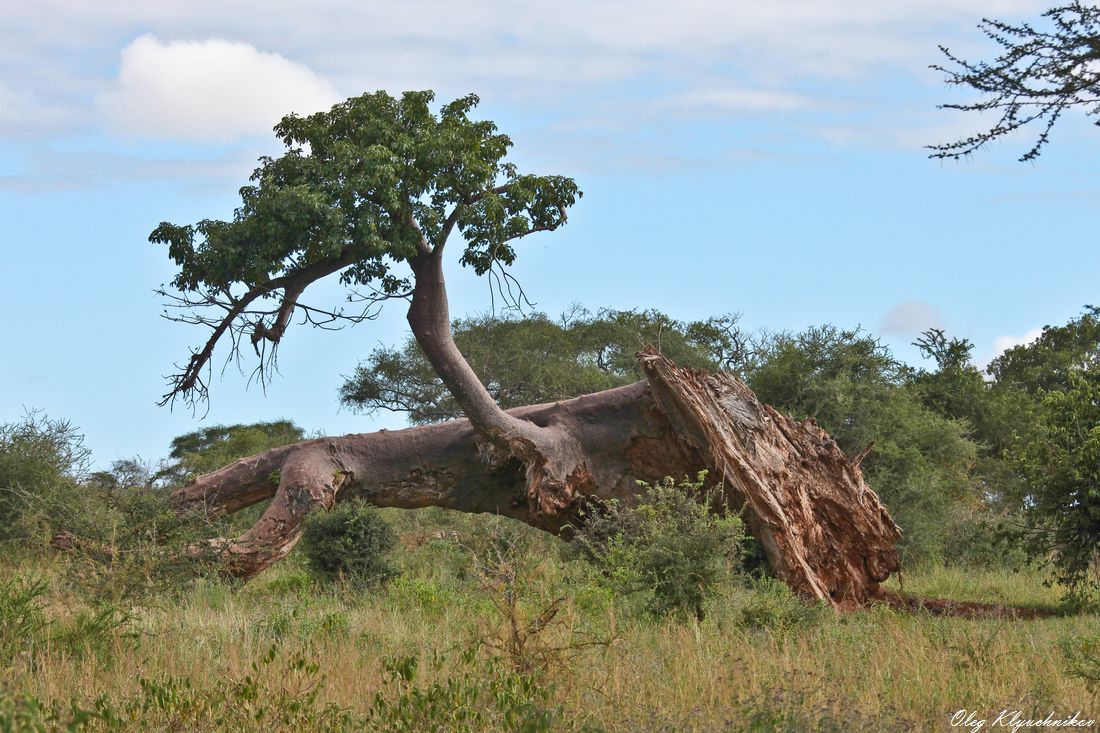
[160,247,366,407]
[406,248,548,448]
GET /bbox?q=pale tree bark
[173,350,903,610]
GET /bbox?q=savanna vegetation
[1,306,1097,731]
[4,8,1100,722]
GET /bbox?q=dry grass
[1,513,1096,731]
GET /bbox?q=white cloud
[1,1,1049,99]
[0,0,1054,167]
[96,35,340,141]
[991,327,1044,357]
[975,326,1044,369]
[879,299,945,335]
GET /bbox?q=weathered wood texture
[639,349,901,610]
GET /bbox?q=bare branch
[158,248,375,408]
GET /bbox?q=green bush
[366,650,601,733]
[736,578,827,631]
[0,574,50,666]
[0,412,91,543]
[300,502,398,587]
[570,472,744,620]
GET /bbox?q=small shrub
[463,520,611,678]
[0,691,94,732]
[570,471,745,620]
[300,502,398,587]
[366,649,602,733]
[258,569,317,597]
[1061,634,1100,693]
[0,573,134,669]
[52,604,134,662]
[0,412,92,543]
[737,578,827,631]
[0,574,50,666]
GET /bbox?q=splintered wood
[639,349,901,610]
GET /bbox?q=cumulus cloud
[96,35,340,141]
[991,327,1044,357]
[879,299,945,335]
[970,326,1045,369]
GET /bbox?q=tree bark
[173,352,901,610]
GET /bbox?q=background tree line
[1,306,1098,605]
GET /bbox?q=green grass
[0,510,1096,732]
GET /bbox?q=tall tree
[150,90,902,610]
[988,306,1100,393]
[988,309,1100,599]
[1012,368,1100,600]
[930,2,1100,161]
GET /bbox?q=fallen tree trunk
[173,351,901,610]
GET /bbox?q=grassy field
[1,508,1096,732]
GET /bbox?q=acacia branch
[930,3,1100,160]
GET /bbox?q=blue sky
[1,0,1095,468]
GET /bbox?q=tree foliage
[931,2,1100,161]
[988,305,1100,394]
[906,309,1100,598]
[340,309,743,423]
[161,420,306,484]
[151,90,580,406]
[1013,369,1100,599]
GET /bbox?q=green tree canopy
[907,309,1100,597]
[152,90,579,406]
[161,420,306,484]
[988,306,1100,394]
[1014,369,1100,599]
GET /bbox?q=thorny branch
[931,2,1100,161]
